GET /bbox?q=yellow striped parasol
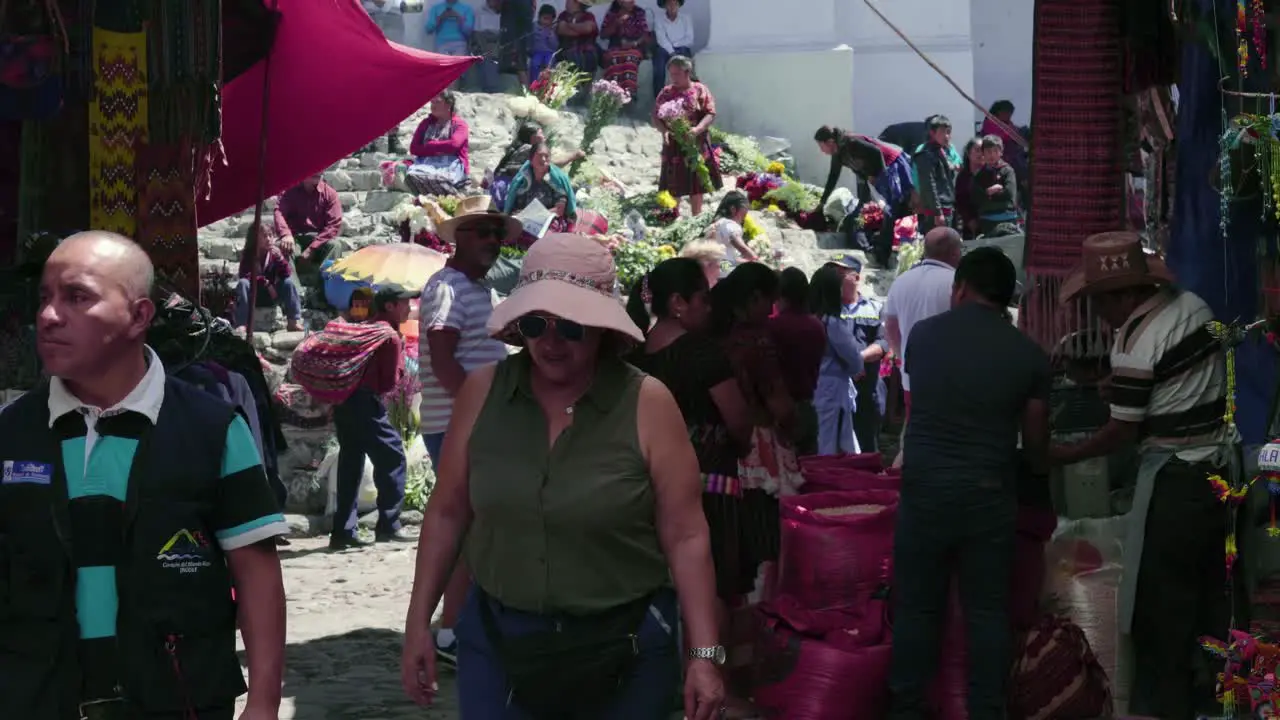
[325,243,448,294]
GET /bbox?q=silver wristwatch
[689,645,727,665]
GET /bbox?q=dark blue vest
[0,378,247,719]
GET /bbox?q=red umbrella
[197,0,477,226]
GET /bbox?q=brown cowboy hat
[436,196,523,246]
[1058,231,1174,304]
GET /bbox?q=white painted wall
[969,0,1034,126]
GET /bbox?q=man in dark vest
[0,232,287,720]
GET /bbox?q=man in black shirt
[887,247,1051,720]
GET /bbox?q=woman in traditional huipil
[654,55,723,217]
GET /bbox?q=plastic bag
[322,434,427,516]
[753,611,891,720]
[624,210,647,242]
[777,490,898,611]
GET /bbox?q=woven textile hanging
[1021,0,1126,348]
[88,27,148,236]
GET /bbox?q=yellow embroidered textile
[89,28,148,236]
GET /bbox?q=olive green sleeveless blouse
[466,352,671,614]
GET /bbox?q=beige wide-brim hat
[1059,231,1174,304]
[487,233,645,346]
[436,195,523,245]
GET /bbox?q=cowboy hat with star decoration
[1058,231,1174,304]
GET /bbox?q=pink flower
[657,99,688,122]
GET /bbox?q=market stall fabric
[197,0,476,227]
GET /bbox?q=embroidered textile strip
[135,141,199,299]
[89,27,148,236]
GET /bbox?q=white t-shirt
[882,258,954,391]
[475,3,501,33]
[707,217,746,267]
[418,267,510,434]
[363,0,400,14]
[654,10,694,53]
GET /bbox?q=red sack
[800,453,883,473]
[1008,615,1113,720]
[778,491,898,611]
[753,612,892,720]
[802,467,901,494]
[764,589,891,649]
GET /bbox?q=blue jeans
[653,45,693,98]
[887,487,1015,720]
[331,388,406,537]
[234,277,300,327]
[423,431,446,471]
[456,586,680,718]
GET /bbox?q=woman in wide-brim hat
[403,233,726,719]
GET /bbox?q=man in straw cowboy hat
[402,232,726,719]
[418,195,521,666]
[1050,231,1236,719]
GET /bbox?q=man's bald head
[923,227,963,267]
[50,231,155,301]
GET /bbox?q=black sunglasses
[516,315,586,342]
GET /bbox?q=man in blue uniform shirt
[826,255,888,452]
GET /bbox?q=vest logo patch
[157,529,213,574]
[1,460,53,485]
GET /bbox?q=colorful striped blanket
[290,319,398,405]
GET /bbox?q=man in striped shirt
[1051,232,1234,720]
[418,201,515,666]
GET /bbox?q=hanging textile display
[88,27,148,236]
[1021,0,1126,348]
[135,0,223,299]
[135,140,198,295]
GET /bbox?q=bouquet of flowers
[657,98,713,193]
[571,79,632,178]
[737,172,786,205]
[508,94,562,144]
[859,201,886,231]
[385,342,424,443]
[528,61,592,110]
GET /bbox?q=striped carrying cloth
[1021,0,1126,347]
[289,319,398,405]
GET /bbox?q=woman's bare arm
[637,377,719,650]
[404,364,497,632]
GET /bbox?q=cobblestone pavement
[234,532,461,719]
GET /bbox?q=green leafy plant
[710,128,771,175]
[613,240,665,290]
[764,181,821,213]
[653,212,715,251]
[403,457,435,512]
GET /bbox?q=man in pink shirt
[273,172,344,295]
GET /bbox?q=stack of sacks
[752,453,901,719]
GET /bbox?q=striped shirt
[418,267,509,434]
[1109,289,1233,462]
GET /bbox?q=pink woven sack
[778,490,899,611]
[799,452,884,473]
[801,467,901,494]
[753,611,892,720]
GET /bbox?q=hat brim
[438,212,523,245]
[487,279,645,347]
[1058,255,1174,303]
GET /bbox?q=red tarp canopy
[198,0,476,226]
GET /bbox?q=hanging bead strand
[1239,0,1251,76]
[1252,0,1268,71]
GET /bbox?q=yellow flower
[751,200,763,210]
[766,161,786,175]
[742,214,765,240]
[766,204,782,214]
[655,191,678,209]
[657,244,676,259]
